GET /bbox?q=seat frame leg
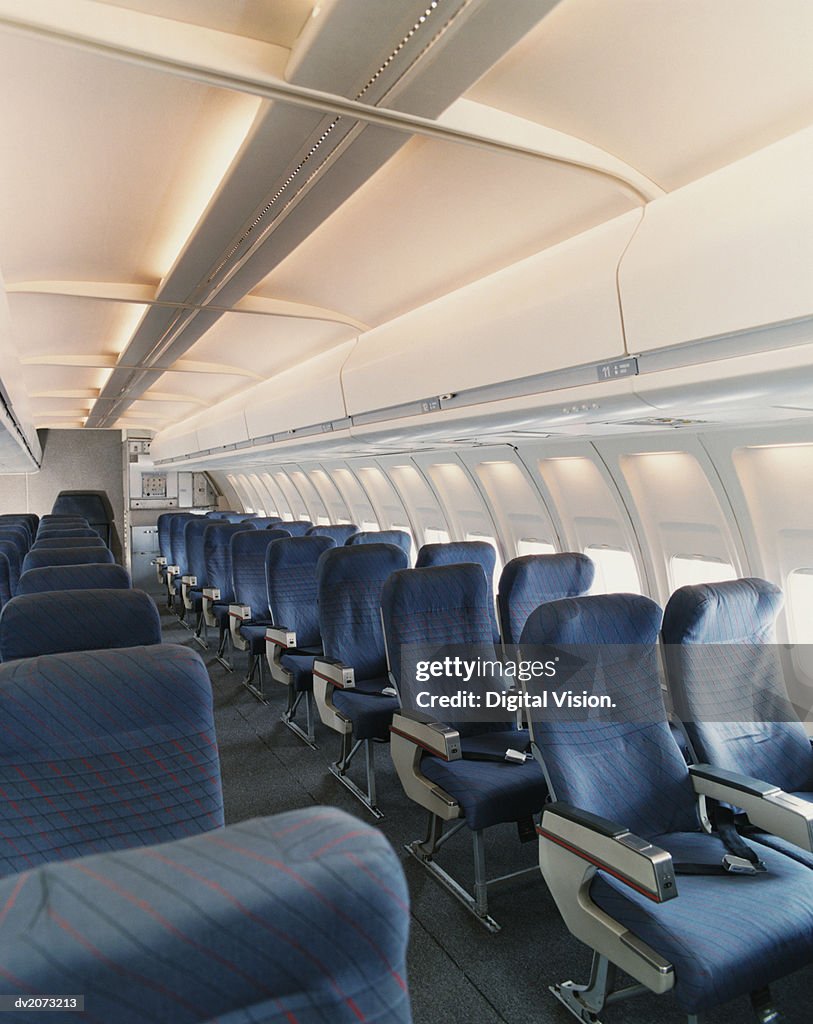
[329,735,383,819]
[552,951,669,1023]
[193,612,208,650]
[750,987,782,1023]
[282,689,318,749]
[216,628,233,671]
[243,652,266,702]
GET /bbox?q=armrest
[266,625,297,649]
[152,556,167,566]
[202,587,221,600]
[689,764,813,852]
[537,802,677,903]
[181,574,197,586]
[389,710,461,761]
[166,564,179,576]
[229,604,251,621]
[313,658,355,689]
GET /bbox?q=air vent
[616,417,709,428]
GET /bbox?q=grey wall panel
[0,429,125,562]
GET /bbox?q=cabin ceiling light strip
[0,5,653,203]
[205,0,454,288]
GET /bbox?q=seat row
[0,511,413,1021]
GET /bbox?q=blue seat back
[220,512,256,523]
[662,578,813,792]
[0,643,222,876]
[33,536,106,549]
[231,529,290,618]
[381,564,497,735]
[520,594,697,838]
[202,523,256,603]
[0,588,161,661]
[167,513,198,572]
[283,520,314,537]
[250,516,283,528]
[349,530,411,558]
[318,544,409,679]
[416,541,499,642]
[308,524,359,545]
[17,564,132,596]
[0,525,30,554]
[498,552,596,644]
[183,518,211,582]
[21,547,115,573]
[0,540,21,591]
[0,553,11,609]
[0,515,34,544]
[156,511,175,559]
[205,510,238,519]
[37,527,99,540]
[263,536,336,646]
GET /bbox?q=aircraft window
[425,528,450,544]
[787,570,813,644]
[361,520,380,531]
[317,516,331,526]
[670,555,736,590]
[517,539,557,556]
[584,546,642,595]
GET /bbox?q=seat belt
[674,807,767,876]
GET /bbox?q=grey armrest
[202,587,220,600]
[266,625,298,649]
[181,575,197,586]
[389,710,461,762]
[313,658,355,689]
[690,764,813,852]
[538,802,678,903]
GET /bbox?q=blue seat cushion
[420,728,547,831]
[590,831,813,1015]
[333,677,399,741]
[280,648,322,692]
[239,621,273,655]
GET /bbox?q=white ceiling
[0,0,810,454]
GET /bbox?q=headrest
[282,520,314,536]
[33,537,106,549]
[521,593,663,647]
[250,517,283,528]
[231,529,290,562]
[0,588,161,661]
[381,563,493,648]
[662,578,783,644]
[498,553,596,643]
[317,543,408,587]
[21,547,115,573]
[307,524,359,544]
[17,563,132,596]
[266,535,335,575]
[416,540,496,573]
[348,530,411,556]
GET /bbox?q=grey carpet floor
[158,599,813,1024]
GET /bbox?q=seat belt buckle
[504,748,530,764]
[722,854,758,875]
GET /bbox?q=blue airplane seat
[261,534,336,723]
[228,529,291,682]
[17,563,132,596]
[249,516,284,528]
[0,553,11,609]
[0,539,22,593]
[0,805,411,1024]
[153,511,176,583]
[416,540,500,642]
[178,517,212,635]
[21,547,115,574]
[0,524,31,555]
[522,591,813,1023]
[313,543,408,814]
[497,551,595,644]
[164,513,200,612]
[0,643,222,877]
[663,578,813,861]
[199,522,259,666]
[32,536,106,549]
[0,515,34,545]
[348,529,411,559]
[382,563,547,928]
[36,527,100,540]
[281,519,314,536]
[307,523,359,544]
[0,588,161,661]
